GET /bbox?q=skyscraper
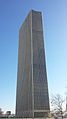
[16,10,50,118]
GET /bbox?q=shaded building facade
[16,10,50,118]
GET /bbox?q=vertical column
[31,11,34,118]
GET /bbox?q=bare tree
[51,94,64,119]
[0,108,3,117]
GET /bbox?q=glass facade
[16,10,50,118]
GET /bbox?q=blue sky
[0,0,67,113]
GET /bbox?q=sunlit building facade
[16,10,50,118]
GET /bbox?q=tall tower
[16,10,50,118]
